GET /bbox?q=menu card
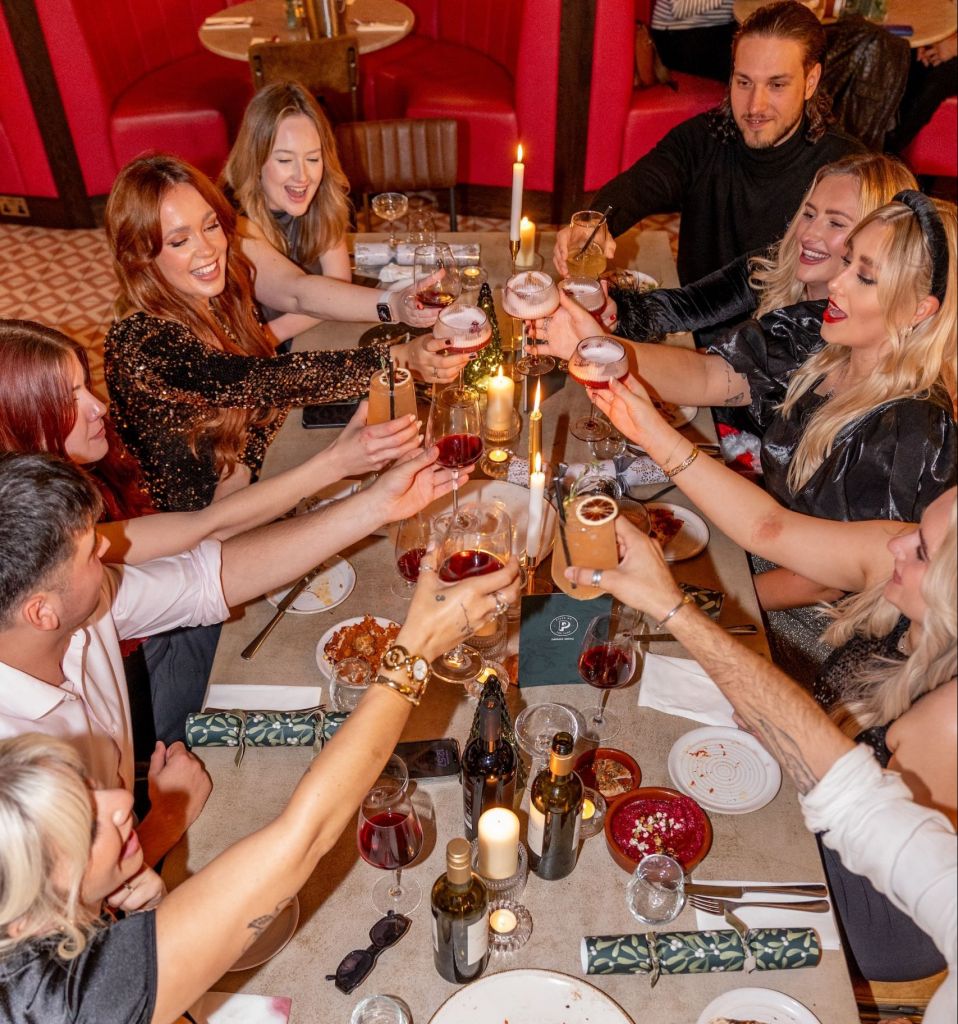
[517,592,612,686]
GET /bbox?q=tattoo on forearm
[742,713,820,795]
[244,897,294,951]
[723,360,747,405]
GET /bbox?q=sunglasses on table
[325,910,411,994]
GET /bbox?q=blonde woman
[223,81,352,345]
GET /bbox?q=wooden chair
[334,118,459,230]
[249,35,359,122]
[853,968,948,1021]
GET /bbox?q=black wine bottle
[528,731,584,880]
[431,837,490,982]
[461,697,517,839]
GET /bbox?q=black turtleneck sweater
[592,112,862,285]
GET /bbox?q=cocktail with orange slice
[551,494,620,599]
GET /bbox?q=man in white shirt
[0,448,461,864]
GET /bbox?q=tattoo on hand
[458,600,474,637]
[435,594,446,602]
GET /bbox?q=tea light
[486,365,515,433]
[583,797,596,820]
[477,808,520,879]
[579,786,607,839]
[489,908,518,935]
[488,449,509,465]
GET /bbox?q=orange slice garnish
[574,495,618,526]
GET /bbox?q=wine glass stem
[587,396,598,427]
[389,867,403,898]
[593,689,611,725]
[451,470,460,516]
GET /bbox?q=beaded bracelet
[664,445,699,480]
[655,593,694,630]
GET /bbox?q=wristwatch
[375,644,431,706]
[376,299,395,323]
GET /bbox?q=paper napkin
[203,684,322,712]
[186,991,291,1023]
[639,652,737,728]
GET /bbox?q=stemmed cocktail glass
[371,192,409,250]
[432,305,491,391]
[568,337,629,442]
[502,270,558,376]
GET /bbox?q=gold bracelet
[664,445,699,479]
[373,672,425,707]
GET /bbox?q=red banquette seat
[902,96,958,180]
[358,0,561,191]
[584,0,727,192]
[35,0,253,197]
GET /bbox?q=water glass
[329,657,371,712]
[350,994,413,1024]
[626,854,686,924]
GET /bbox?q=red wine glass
[577,605,640,742]
[357,755,423,915]
[425,384,482,519]
[392,513,431,599]
[413,243,461,312]
[568,336,629,442]
[431,502,512,685]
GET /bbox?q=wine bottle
[431,837,490,983]
[528,731,584,880]
[461,697,517,840]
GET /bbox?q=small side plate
[646,502,710,562]
[265,557,356,615]
[696,986,822,1024]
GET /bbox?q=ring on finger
[493,591,509,616]
[419,562,436,573]
[591,569,603,588]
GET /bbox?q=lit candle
[485,365,515,433]
[489,908,518,935]
[526,452,545,562]
[518,216,536,266]
[510,144,524,242]
[527,380,542,470]
[477,807,520,879]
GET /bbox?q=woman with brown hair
[104,153,466,515]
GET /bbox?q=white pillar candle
[477,807,520,879]
[518,217,536,265]
[526,452,546,561]
[485,365,515,433]
[510,144,524,242]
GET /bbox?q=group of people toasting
[0,1,954,1021]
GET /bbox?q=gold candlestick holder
[480,410,521,478]
[509,238,520,274]
[523,551,554,595]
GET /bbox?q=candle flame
[534,451,541,474]
[533,380,541,413]
[516,143,523,163]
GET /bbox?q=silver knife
[630,624,759,643]
[685,881,828,898]
[241,563,326,660]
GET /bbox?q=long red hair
[105,153,279,479]
[0,319,153,521]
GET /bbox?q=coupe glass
[392,513,431,599]
[412,243,460,312]
[577,605,640,742]
[431,502,512,685]
[432,304,491,389]
[425,384,482,518]
[502,269,559,376]
[566,210,609,278]
[513,702,581,781]
[371,192,408,249]
[357,755,423,915]
[568,336,629,442]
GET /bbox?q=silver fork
[687,894,830,914]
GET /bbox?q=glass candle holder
[488,898,533,953]
[469,837,529,901]
[579,786,607,839]
[480,409,521,478]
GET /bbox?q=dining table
[162,230,859,1024]
[199,0,415,60]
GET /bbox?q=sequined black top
[105,311,391,512]
[710,301,958,522]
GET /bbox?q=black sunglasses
[325,911,411,994]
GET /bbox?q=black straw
[552,477,576,589]
[577,205,613,256]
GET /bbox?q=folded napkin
[204,684,321,712]
[692,878,840,950]
[354,242,481,269]
[187,991,291,1023]
[203,15,253,26]
[638,653,738,728]
[582,927,821,977]
[351,19,410,30]
[562,457,667,492]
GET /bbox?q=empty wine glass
[425,384,482,519]
[412,242,460,312]
[577,605,640,742]
[568,336,629,442]
[371,192,408,250]
[432,304,491,390]
[513,703,581,781]
[431,502,512,685]
[357,755,423,915]
[566,210,609,278]
[392,513,431,599]
[502,269,559,376]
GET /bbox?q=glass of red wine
[568,336,629,442]
[392,513,430,600]
[412,243,461,313]
[425,384,482,519]
[431,502,512,684]
[577,604,640,742]
[357,755,423,915]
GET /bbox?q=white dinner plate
[696,986,821,1024]
[668,725,782,814]
[315,615,399,678]
[265,557,356,615]
[229,895,299,972]
[427,478,557,562]
[646,502,710,561]
[666,403,696,428]
[428,968,635,1024]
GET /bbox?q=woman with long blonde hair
[577,369,957,981]
[223,81,352,345]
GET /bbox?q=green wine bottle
[431,837,490,982]
[528,731,584,880]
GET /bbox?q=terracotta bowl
[603,785,713,874]
[573,747,641,801]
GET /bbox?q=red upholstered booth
[584,0,727,192]
[0,6,56,198]
[902,96,958,180]
[35,0,254,197]
[358,0,560,191]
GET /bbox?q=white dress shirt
[0,541,228,789]
[801,744,957,1023]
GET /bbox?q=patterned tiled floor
[0,210,679,403]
